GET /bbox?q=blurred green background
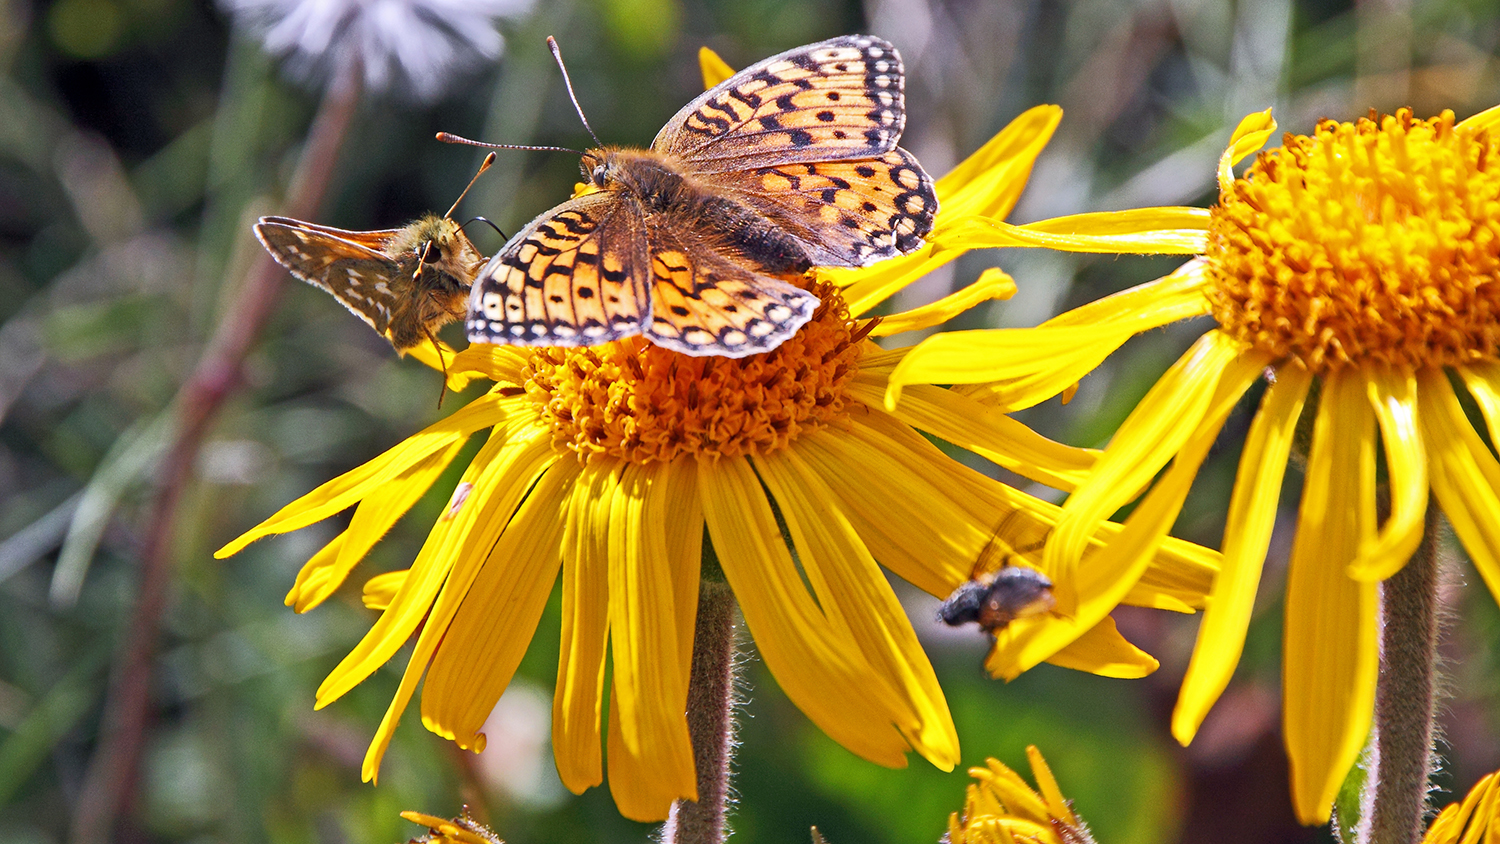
[4,0,1500,842]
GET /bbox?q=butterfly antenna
[435,133,583,156]
[444,152,497,220]
[463,217,509,240]
[547,36,604,148]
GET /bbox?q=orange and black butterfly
[465,35,937,358]
[256,155,494,353]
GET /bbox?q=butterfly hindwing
[721,147,936,267]
[466,191,652,347]
[653,35,906,173]
[643,224,820,357]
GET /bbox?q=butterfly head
[579,149,613,188]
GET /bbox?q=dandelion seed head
[223,0,533,101]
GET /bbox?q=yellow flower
[1423,770,1500,844]
[216,107,1217,822]
[401,810,504,844]
[945,747,1093,844]
[888,106,1500,824]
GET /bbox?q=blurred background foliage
[3,0,1500,842]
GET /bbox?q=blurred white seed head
[222,0,534,101]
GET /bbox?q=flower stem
[1364,506,1443,844]
[663,578,739,844]
[67,58,363,844]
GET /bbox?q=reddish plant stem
[662,579,739,844]
[68,60,363,844]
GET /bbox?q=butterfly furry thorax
[256,214,486,353]
[581,147,820,275]
[466,34,938,359]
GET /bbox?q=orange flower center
[1206,108,1500,373]
[525,283,864,464]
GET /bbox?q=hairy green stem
[1364,506,1443,844]
[663,579,739,844]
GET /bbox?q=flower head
[402,809,504,844]
[222,0,533,100]
[217,105,1217,822]
[944,747,1094,844]
[888,106,1500,824]
[1423,770,1500,844]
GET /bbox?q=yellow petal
[992,335,1263,676]
[1349,367,1428,580]
[215,394,515,557]
[1420,769,1500,844]
[1025,746,1079,826]
[698,46,734,89]
[1282,369,1380,825]
[699,456,914,766]
[756,447,960,768]
[936,105,1063,219]
[973,758,1050,821]
[404,337,458,376]
[409,343,534,393]
[828,106,1064,315]
[888,262,1211,410]
[419,459,575,751]
[1173,363,1311,743]
[1045,332,1262,599]
[606,677,683,822]
[399,811,499,844]
[659,457,703,674]
[1459,103,1500,133]
[1419,370,1500,608]
[604,463,696,796]
[1132,532,1219,610]
[795,411,1045,597]
[318,429,553,710]
[552,462,616,794]
[1219,109,1277,193]
[848,375,1097,491]
[357,431,561,783]
[867,268,1017,336]
[286,439,466,612]
[1457,363,1500,450]
[1040,258,1209,329]
[1031,615,1159,679]
[362,569,407,611]
[991,208,1212,254]
[830,244,954,317]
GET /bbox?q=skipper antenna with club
[419,150,500,402]
[418,151,501,266]
[437,36,603,156]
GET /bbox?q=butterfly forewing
[255,215,484,352]
[256,218,404,334]
[466,192,651,347]
[642,229,819,357]
[654,35,906,172]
